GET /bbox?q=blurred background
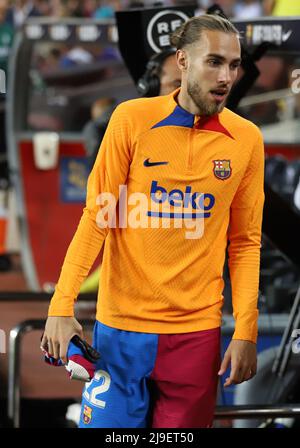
[1,0,300,429]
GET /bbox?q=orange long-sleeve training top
[48,89,265,343]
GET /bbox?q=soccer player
[41,14,265,428]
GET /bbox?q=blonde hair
[170,14,240,50]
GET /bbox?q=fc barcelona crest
[83,404,92,424]
[213,160,232,180]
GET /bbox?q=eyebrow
[206,53,242,64]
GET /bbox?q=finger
[239,363,257,383]
[40,333,48,351]
[47,339,54,356]
[229,365,244,385]
[223,375,237,387]
[59,340,69,364]
[53,341,60,360]
[224,364,254,386]
[223,377,232,387]
[223,364,240,387]
[218,352,231,376]
[236,368,246,383]
[241,364,257,382]
[239,363,252,380]
[251,363,257,377]
[240,367,252,382]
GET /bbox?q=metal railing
[214,405,300,419]
[239,88,299,108]
[6,318,300,428]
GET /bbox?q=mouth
[210,89,228,103]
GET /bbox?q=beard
[187,79,225,116]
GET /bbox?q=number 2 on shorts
[83,369,111,408]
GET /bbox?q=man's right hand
[41,316,84,364]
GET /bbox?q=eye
[230,62,241,70]
[208,59,221,66]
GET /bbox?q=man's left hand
[218,339,257,387]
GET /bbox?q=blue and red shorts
[79,321,221,428]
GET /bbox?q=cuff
[232,309,259,344]
[48,292,75,317]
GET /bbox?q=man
[42,14,265,428]
[137,49,182,97]
[5,0,40,28]
[83,97,117,171]
[158,49,182,95]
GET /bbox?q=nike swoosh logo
[282,30,292,42]
[144,158,169,167]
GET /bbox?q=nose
[217,65,231,85]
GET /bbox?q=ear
[176,49,188,72]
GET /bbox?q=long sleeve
[228,129,265,343]
[48,104,132,316]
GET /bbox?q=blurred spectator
[0,0,13,177]
[50,0,63,16]
[83,0,99,17]
[5,0,41,28]
[45,46,62,70]
[59,45,94,67]
[207,0,236,17]
[93,0,121,18]
[62,0,84,17]
[234,0,263,19]
[50,0,84,17]
[34,0,52,16]
[83,97,117,169]
[263,0,300,16]
[193,0,210,15]
[156,50,181,95]
[0,0,13,74]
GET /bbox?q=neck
[177,87,201,116]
